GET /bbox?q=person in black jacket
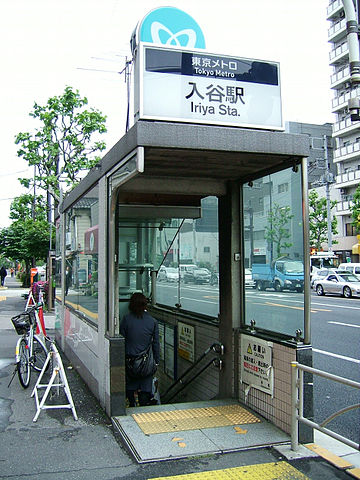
[0,266,7,286]
[120,292,160,407]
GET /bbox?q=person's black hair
[128,292,148,318]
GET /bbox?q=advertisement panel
[135,44,283,130]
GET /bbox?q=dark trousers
[126,390,152,407]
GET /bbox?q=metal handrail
[161,342,224,403]
[291,361,360,451]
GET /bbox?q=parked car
[245,268,255,288]
[314,271,360,298]
[179,264,197,280]
[310,268,338,289]
[184,267,211,284]
[157,266,179,282]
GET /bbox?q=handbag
[125,328,157,378]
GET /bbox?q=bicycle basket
[11,314,30,335]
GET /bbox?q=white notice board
[178,322,195,362]
[240,334,273,396]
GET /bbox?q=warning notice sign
[178,322,195,362]
[240,334,273,396]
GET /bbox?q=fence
[291,361,360,451]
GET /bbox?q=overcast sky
[0,0,332,228]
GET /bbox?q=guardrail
[291,361,360,451]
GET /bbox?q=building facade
[327,0,360,260]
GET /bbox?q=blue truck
[252,258,304,292]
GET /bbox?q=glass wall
[64,185,99,325]
[116,196,219,321]
[243,167,305,338]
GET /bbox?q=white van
[338,263,360,275]
[179,264,197,279]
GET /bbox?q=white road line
[311,301,360,311]
[328,321,360,328]
[313,348,360,364]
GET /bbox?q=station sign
[240,334,273,396]
[134,44,283,130]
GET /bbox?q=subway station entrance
[56,119,311,459]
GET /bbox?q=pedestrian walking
[0,266,7,286]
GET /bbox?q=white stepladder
[31,341,78,422]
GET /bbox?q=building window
[345,223,356,236]
[204,246,210,253]
[278,183,289,194]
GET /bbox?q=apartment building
[327,0,360,260]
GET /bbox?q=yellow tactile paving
[149,461,310,479]
[305,443,354,469]
[348,467,360,479]
[133,404,260,435]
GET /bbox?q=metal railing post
[291,361,299,451]
[291,361,360,451]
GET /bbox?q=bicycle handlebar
[24,303,43,314]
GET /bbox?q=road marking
[328,321,360,329]
[180,296,218,305]
[311,301,360,311]
[313,348,360,364]
[0,296,6,302]
[266,302,304,311]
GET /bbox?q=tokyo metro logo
[139,7,206,49]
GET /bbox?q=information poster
[157,320,176,379]
[240,334,273,395]
[165,324,176,378]
[178,322,195,362]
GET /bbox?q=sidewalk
[0,277,359,479]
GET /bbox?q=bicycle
[10,303,50,388]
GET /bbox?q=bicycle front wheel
[32,335,49,372]
[17,338,31,388]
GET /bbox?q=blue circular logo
[139,7,206,49]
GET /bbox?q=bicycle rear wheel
[17,338,31,388]
[32,335,49,372]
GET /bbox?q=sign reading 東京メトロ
[135,44,283,130]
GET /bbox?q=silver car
[310,268,339,289]
[314,271,360,298]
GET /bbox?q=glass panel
[179,197,219,317]
[243,167,304,338]
[55,218,62,299]
[65,185,99,324]
[116,196,219,320]
[118,217,182,319]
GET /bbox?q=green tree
[0,219,51,280]
[309,189,338,250]
[9,193,47,222]
[264,203,294,259]
[351,184,360,233]
[15,86,107,204]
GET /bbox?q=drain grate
[132,404,261,435]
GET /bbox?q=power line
[0,169,29,177]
